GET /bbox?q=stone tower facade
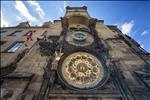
[1,6,150,100]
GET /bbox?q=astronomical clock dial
[65,31,94,47]
[58,51,109,90]
[72,31,87,41]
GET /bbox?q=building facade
[0,6,150,100]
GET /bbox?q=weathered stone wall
[0,21,62,99]
[96,22,149,90]
[0,22,62,68]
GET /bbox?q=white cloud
[63,1,67,10]
[141,44,144,48]
[58,1,67,16]
[15,1,36,21]
[59,7,63,14]
[28,1,45,19]
[137,41,144,49]
[1,11,9,27]
[141,30,148,36]
[113,23,119,26]
[120,20,134,35]
[16,15,22,21]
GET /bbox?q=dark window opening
[48,36,59,42]
[70,27,78,30]
[80,27,89,32]
[0,41,6,46]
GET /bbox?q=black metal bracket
[2,72,34,80]
[109,61,136,100]
[134,67,150,90]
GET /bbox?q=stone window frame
[5,41,24,53]
[0,31,6,35]
[8,31,22,36]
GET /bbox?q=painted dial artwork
[65,31,94,47]
[72,31,87,41]
[61,52,104,89]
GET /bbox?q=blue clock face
[72,31,87,41]
[65,31,94,46]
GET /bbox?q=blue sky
[1,1,150,52]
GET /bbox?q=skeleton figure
[51,48,63,70]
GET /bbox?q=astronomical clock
[54,8,109,91]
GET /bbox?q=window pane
[0,31,6,35]
[7,42,23,52]
[11,31,22,36]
